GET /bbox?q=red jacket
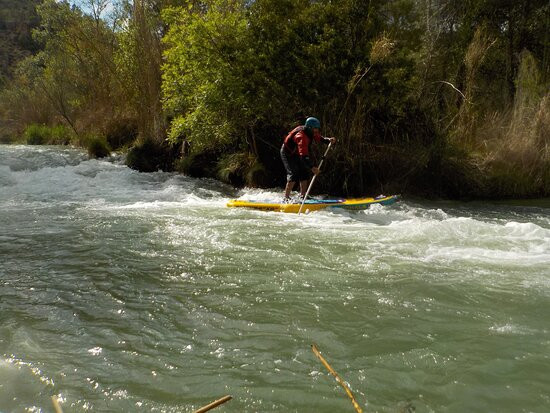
[282,126,324,157]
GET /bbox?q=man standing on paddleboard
[280,117,336,202]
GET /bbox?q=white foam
[489,323,536,335]
[3,145,550,290]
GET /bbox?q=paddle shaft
[298,142,333,214]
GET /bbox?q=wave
[2,145,550,275]
[0,145,234,207]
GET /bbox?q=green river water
[1,145,549,412]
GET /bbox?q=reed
[455,27,496,147]
[474,51,549,197]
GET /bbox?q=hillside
[0,0,40,83]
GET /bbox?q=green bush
[24,123,73,145]
[49,125,72,145]
[216,152,255,186]
[126,139,177,172]
[174,146,222,178]
[216,152,270,187]
[85,134,111,158]
[104,118,138,149]
[245,159,272,188]
[24,124,48,145]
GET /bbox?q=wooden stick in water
[193,395,232,413]
[311,344,363,413]
[51,396,63,413]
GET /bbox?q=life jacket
[282,126,316,156]
[282,126,303,154]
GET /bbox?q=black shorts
[280,147,311,182]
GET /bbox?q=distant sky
[65,1,116,17]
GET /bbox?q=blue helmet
[304,117,321,129]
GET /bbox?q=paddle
[298,141,333,214]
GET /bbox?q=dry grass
[532,92,550,152]
[345,35,395,96]
[455,27,496,145]
[476,90,550,196]
[369,34,395,64]
[464,28,496,76]
[453,45,550,197]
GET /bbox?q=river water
[0,145,549,413]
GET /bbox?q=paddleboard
[227,194,399,213]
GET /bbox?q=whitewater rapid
[1,144,549,412]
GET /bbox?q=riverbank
[3,133,550,202]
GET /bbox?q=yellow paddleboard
[227,195,399,213]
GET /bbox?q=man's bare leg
[299,180,309,197]
[284,181,295,198]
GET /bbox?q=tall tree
[116,0,166,143]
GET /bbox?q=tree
[116,0,166,143]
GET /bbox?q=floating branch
[311,344,363,413]
[193,395,232,413]
[51,396,63,413]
